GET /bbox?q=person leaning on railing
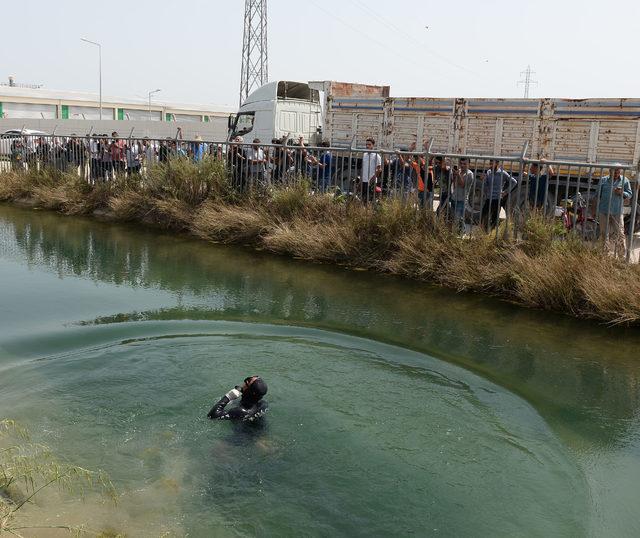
[248,138,267,185]
[592,166,632,258]
[269,138,287,184]
[110,132,126,176]
[191,135,208,163]
[10,138,26,171]
[227,137,247,189]
[396,141,433,209]
[304,140,333,191]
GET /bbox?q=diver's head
[242,375,268,403]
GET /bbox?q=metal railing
[1,133,638,262]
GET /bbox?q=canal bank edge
[0,164,639,326]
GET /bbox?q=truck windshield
[231,112,255,138]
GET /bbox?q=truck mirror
[227,114,236,131]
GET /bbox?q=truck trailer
[233,80,640,165]
[320,81,640,164]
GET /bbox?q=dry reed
[1,161,639,325]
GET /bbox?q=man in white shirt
[248,138,266,184]
[360,137,381,204]
[451,158,475,233]
[142,137,156,173]
[89,135,100,182]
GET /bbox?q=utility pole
[518,65,538,99]
[81,38,102,120]
[239,0,268,106]
[148,89,161,121]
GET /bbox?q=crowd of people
[225,135,333,190]
[229,135,634,256]
[8,127,217,182]
[225,136,566,234]
[5,131,636,257]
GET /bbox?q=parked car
[0,129,48,159]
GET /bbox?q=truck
[228,81,322,143]
[231,80,640,165]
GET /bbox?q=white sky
[2,0,638,107]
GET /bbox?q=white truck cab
[228,81,322,143]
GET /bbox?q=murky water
[1,205,639,537]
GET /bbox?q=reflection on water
[2,205,639,445]
[1,204,640,536]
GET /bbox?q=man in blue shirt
[481,160,518,231]
[388,142,423,199]
[594,167,632,257]
[527,161,556,211]
[191,135,208,162]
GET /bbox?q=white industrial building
[0,81,233,139]
[0,82,231,122]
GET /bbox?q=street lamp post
[148,89,161,121]
[80,38,102,120]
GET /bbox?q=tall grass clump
[519,212,567,257]
[0,170,35,202]
[144,156,231,207]
[578,257,640,324]
[387,225,513,292]
[0,167,129,216]
[106,156,234,230]
[262,210,356,262]
[266,179,313,220]
[191,200,269,244]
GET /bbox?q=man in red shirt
[110,131,126,177]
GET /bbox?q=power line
[517,65,538,98]
[349,0,489,81]
[307,0,456,86]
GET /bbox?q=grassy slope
[1,160,639,325]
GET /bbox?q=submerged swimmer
[207,376,268,422]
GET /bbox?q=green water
[0,205,639,537]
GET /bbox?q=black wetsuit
[208,389,268,422]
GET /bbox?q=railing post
[507,141,528,240]
[626,162,640,263]
[424,139,433,213]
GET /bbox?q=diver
[207,375,268,422]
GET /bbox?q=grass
[1,419,117,537]
[1,158,639,325]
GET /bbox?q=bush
[267,179,311,220]
[144,156,231,206]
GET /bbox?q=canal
[0,204,639,537]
